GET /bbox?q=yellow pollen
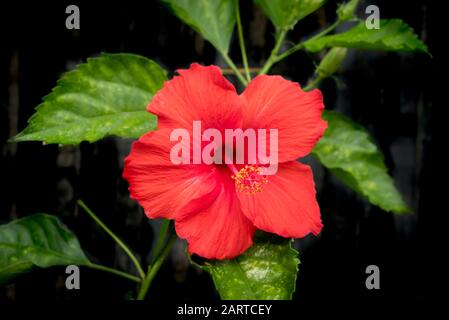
[231,165,268,195]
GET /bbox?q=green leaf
[13,53,167,145]
[254,0,327,31]
[0,214,89,284]
[163,0,236,53]
[202,233,299,300]
[312,111,409,213]
[304,19,429,54]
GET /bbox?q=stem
[137,233,176,300]
[235,0,251,82]
[303,74,325,92]
[77,199,146,279]
[87,263,141,283]
[259,29,287,75]
[275,21,340,63]
[150,219,170,263]
[222,67,261,75]
[221,52,248,86]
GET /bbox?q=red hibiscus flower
[123,64,327,260]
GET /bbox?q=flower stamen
[231,165,268,194]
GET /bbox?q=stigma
[231,165,268,194]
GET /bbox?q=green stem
[259,29,287,75]
[221,52,248,86]
[150,219,170,263]
[303,74,325,92]
[77,200,146,279]
[87,263,141,283]
[235,0,251,82]
[137,233,176,300]
[277,21,339,62]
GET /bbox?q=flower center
[230,165,268,195]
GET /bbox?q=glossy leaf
[202,233,299,300]
[254,0,326,31]
[13,53,167,145]
[304,19,429,54]
[162,0,236,53]
[312,111,409,213]
[0,214,89,284]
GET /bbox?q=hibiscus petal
[149,63,243,131]
[241,75,327,162]
[175,172,256,260]
[237,162,323,238]
[123,128,217,220]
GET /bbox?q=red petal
[123,128,216,220]
[149,63,243,131]
[241,75,327,162]
[175,171,256,260]
[237,162,323,238]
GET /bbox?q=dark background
[0,0,442,307]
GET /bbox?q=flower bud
[317,47,348,78]
[337,0,360,22]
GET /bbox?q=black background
[0,0,442,307]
